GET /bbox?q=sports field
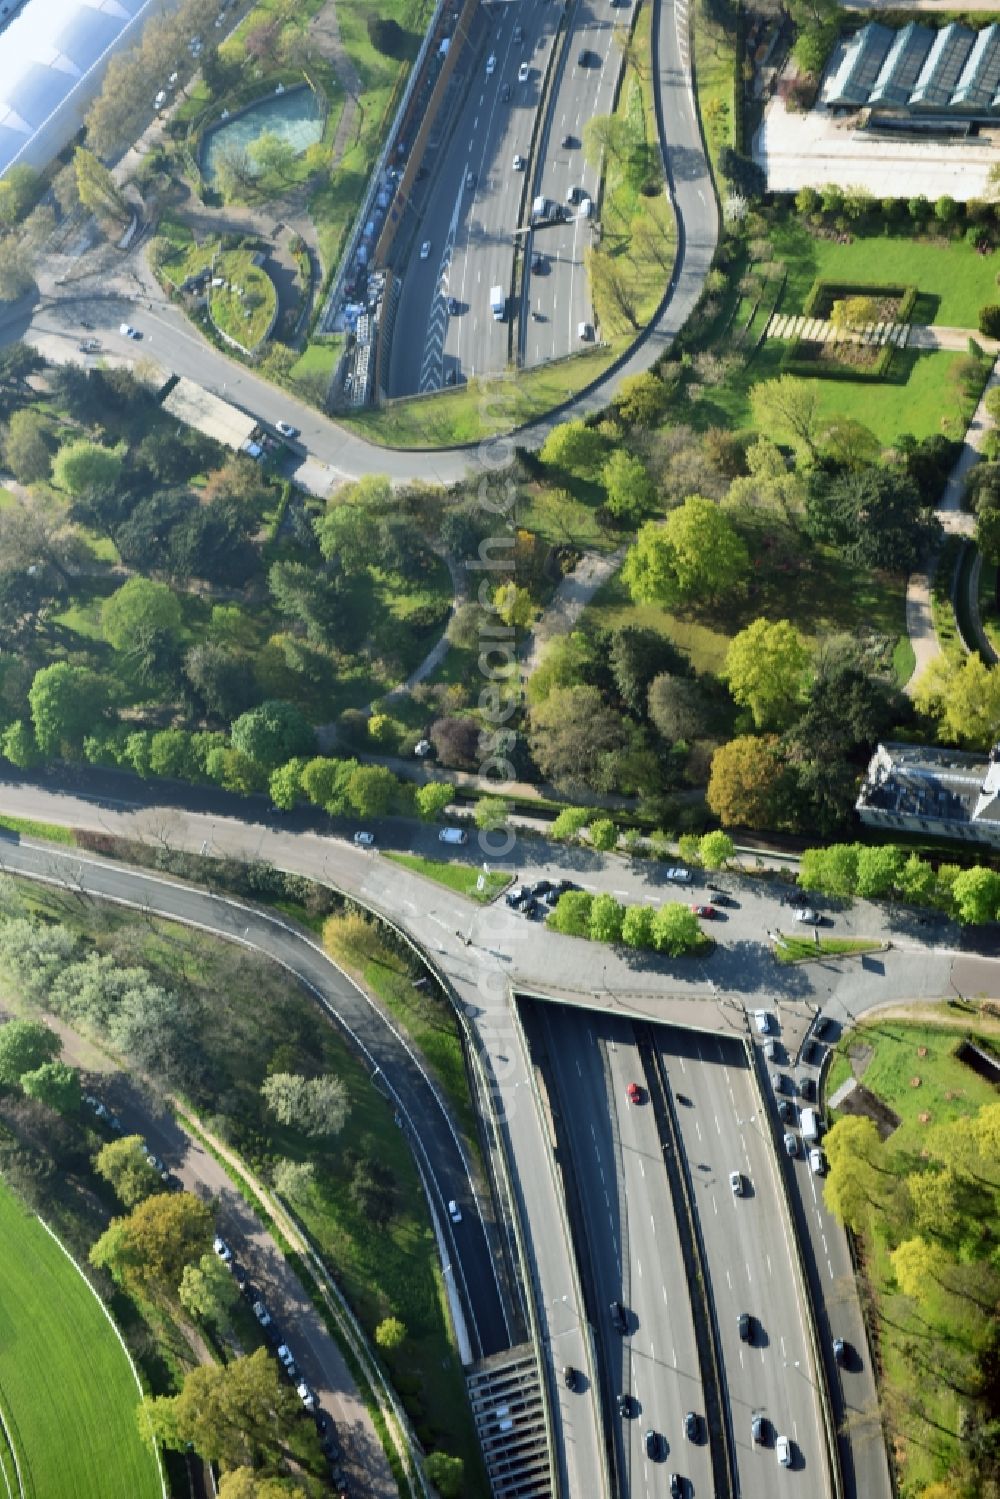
[0,1185,163,1499]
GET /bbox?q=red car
[626,1082,643,1104]
[691,904,716,919]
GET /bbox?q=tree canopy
[623,499,750,607]
[723,618,810,729]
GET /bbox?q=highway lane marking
[576,1058,582,1075]
[714,1114,721,1135]
[725,1269,732,1289]
[766,1252,773,1277]
[638,1159,645,1177]
[746,1262,752,1283]
[694,1119,702,1140]
[636,1257,642,1279]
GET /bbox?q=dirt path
[522,548,625,678]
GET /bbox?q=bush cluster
[799,841,1000,925]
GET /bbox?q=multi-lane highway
[657,1026,833,1497]
[522,0,623,366]
[539,1008,715,1499]
[388,0,560,395]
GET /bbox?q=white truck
[490,284,506,321]
[801,1107,822,1143]
[531,194,551,223]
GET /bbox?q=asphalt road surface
[522,0,623,366]
[541,1007,713,1499]
[388,0,559,395]
[657,1027,833,1499]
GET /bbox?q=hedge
[801,279,918,322]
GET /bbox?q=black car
[645,1429,661,1459]
[529,879,553,897]
[738,1312,753,1343]
[531,253,547,273]
[617,1392,634,1418]
[561,133,576,147]
[505,885,529,909]
[684,1411,699,1440]
[525,899,546,921]
[610,1300,627,1333]
[563,1365,578,1390]
[777,1099,795,1123]
[799,1076,816,1101]
[814,1015,831,1038]
[446,296,459,315]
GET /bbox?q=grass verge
[0,1184,162,1499]
[773,934,883,964]
[0,814,77,845]
[693,0,736,189]
[384,852,511,904]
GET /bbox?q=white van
[578,321,593,341]
[801,1107,822,1142]
[438,827,469,845]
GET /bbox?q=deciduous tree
[94,1134,161,1208]
[528,685,632,793]
[231,700,314,770]
[415,782,454,820]
[621,903,655,947]
[706,736,787,829]
[951,865,1000,925]
[548,890,594,936]
[539,420,607,475]
[91,1191,213,1300]
[0,1019,60,1086]
[913,654,1000,750]
[2,408,52,483]
[749,375,822,459]
[260,1073,348,1138]
[723,618,810,729]
[602,450,655,525]
[141,1348,307,1472]
[102,578,182,651]
[375,1316,407,1351]
[623,500,750,607]
[179,1251,240,1331]
[651,903,702,955]
[20,1060,80,1114]
[52,438,124,496]
[589,894,625,943]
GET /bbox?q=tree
[345,764,399,817]
[723,619,810,729]
[891,1236,952,1306]
[368,14,408,55]
[717,147,765,198]
[621,903,655,947]
[20,1060,80,1114]
[416,782,454,820]
[102,578,182,651]
[90,1192,213,1300]
[589,894,625,943]
[913,654,1000,750]
[749,376,822,459]
[611,371,672,428]
[527,632,594,705]
[425,1453,465,1499]
[548,890,594,936]
[651,903,702,955]
[493,583,535,629]
[539,420,607,476]
[184,643,258,722]
[474,797,510,833]
[854,844,904,899]
[798,844,861,898]
[314,504,382,574]
[2,408,52,483]
[551,806,595,841]
[0,166,40,227]
[647,673,713,744]
[706,736,787,829]
[270,1159,315,1203]
[805,467,941,572]
[141,1349,306,1472]
[829,295,877,330]
[528,685,632,793]
[52,438,124,496]
[622,500,750,608]
[907,1168,962,1240]
[375,1316,407,1351]
[73,147,127,224]
[179,1251,240,1331]
[0,238,36,302]
[231,701,314,771]
[951,866,1000,925]
[590,818,618,852]
[602,450,654,525]
[0,1019,60,1086]
[217,1472,303,1499]
[94,1134,161,1208]
[1,721,40,769]
[699,831,735,868]
[430,716,481,768]
[582,114,631,168]
[260,1073,348,1138]
[249,131,296,182]
[824,1151,879,1231]
[898,853,938,906]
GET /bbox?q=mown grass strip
[384,852,511,904]
[773,934,883,964]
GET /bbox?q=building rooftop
[162,376,261,454]
[868,23,934,108]
[856,742,1000,832]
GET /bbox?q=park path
[765,314,1000,357]
[521,547,625,678]
[904,357,997,696]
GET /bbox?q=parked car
[275,420,298,439]
[438,828,468,845]
[799,1076,816,1102]
[353,832,375,847]
[296,1381,317,1411]
[753,1009,773,1034]
[793,907,819,924]
[664,867,692,883]
[119,323,140,339]
[252,1300,272,1327]
[809,1148,826,1175]
[778,1100,795,1123]
[277,1343,296,1369]
[213,1235,233,1263]
[690,904,716,919]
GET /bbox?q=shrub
[979,305,1000,339]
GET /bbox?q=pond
[201,85,322,185]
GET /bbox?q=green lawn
[771,217,1000,329]
[209,249,278,351]
[583,540,908,677]
[693,0,736,187]
[0,1185,163,1499]
[774,934,882,964]
[384,851,511,905]
[0,814,76,844]
[339,346,620,448]
[152,218,217,289]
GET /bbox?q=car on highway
[447,296,459,315]
[664,867,692,883]
[486,52,496,74]
[783,1131,798,1157]
[531,253,548,273]
[751,1412,767,1444]
[563,1364,578,1389]
[776,1434,791,1467]
[419,240,431,259]
[645,1429,661,1459]
[684,1411,699,1441]
[669,1475,682,1499]
[626,1082,643,1104]
[500,82,510,100]
[738,1311,753,1343]
[561,133,576,147]
[802,1039,822,1065]
[119,323,140,339]
[513,21,523,41]
[814,1015,831,1038]
[447,1199,462,1223]
[275,420,298,439]
[809,1147,826,1175]
[518,61,530,82]
[690,903,716,919]
[833,1336,846,1364]
[513,153,526,171]
[353,832,375,847]
[753,1008,773,1034]
[772,1071,790,1094]
[465,170,475,189]
[793,907,819,923]
[778,1099,795,1123]
[729,1170,743,1196]
[578,47,593,65]
[764,1038,778,1061]
[610,1300,627,1333]
[579,196,593,218]
[616,1392,634,1418]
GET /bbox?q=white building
[856,742,1000,849]
[0,0,178,179]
